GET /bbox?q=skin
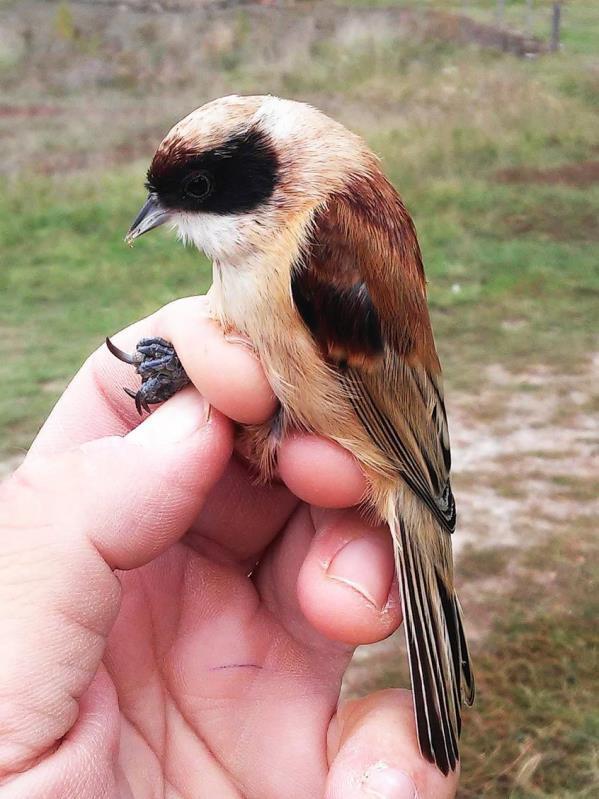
[0,296,459,799]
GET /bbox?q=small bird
[116,95,474,775]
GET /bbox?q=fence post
[526,0,534,37]
[496,0,505,25]
[550,2,562,52]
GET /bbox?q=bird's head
[126,95,371,264]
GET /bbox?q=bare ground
[496,160,599,188]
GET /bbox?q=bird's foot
[106,336,191,415]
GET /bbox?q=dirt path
[451,357,598,552]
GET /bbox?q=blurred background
[0,1,597,795]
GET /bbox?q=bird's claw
[106,335,191,415]
[122,385,151,415]
[105,336,142,366]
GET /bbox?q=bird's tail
[391,512,475,776]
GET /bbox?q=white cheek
[174,213,249,263]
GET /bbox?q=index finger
[29,295,277,458]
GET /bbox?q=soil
[496,160,599,188]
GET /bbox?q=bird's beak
[125,194,171,245]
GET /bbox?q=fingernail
[362,762,418,798]
[326,536,394,610]
[128,388,207,446]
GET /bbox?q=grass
[340,1,598,56]
[1,6,597,446]
[2,163,596,455]
[458,527,599,798]
[363,525,599,798]
[0,170,212,454]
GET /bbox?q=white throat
[173,205,308,339]
[174,211,280,336]
[174,212,256,266]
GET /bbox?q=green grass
[2,161,596,455]
[0,171,212,454]
[339,1,599,58]
[1,4,598,456]
[464,530,599,798]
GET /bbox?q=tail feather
[394,516,474,775]
[456,596,476,706]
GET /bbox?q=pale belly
[207,264,396,489]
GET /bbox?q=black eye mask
[146,127,280,215]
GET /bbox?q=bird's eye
[183,171,212,200]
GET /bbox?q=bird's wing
[291,174,474,774]
[292,175,455,533]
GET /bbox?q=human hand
[0,297,459,798]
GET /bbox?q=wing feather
[342,366,456,533]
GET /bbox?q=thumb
[9,387,234,570]
[325,690,460,799]
[0,388,233,776]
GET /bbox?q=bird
[116,94,475,775]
